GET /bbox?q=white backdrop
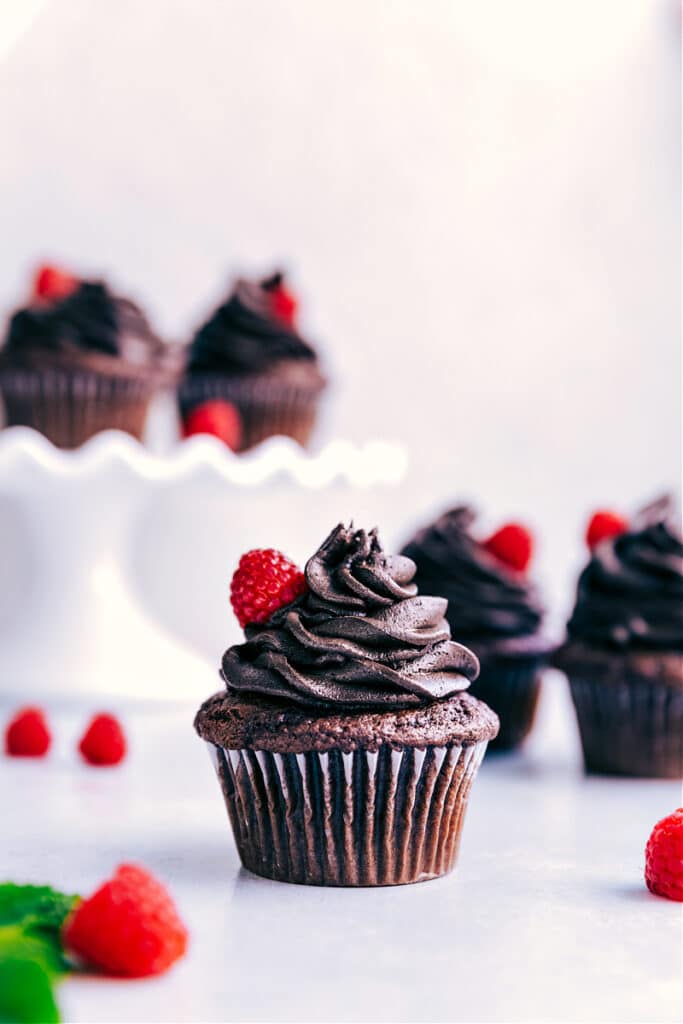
[0,0,680,661]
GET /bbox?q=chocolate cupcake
[555,497,683,778]
[401,507,555,750]
[0,265,174,448]
[179,272,326,452]
[195,524,498,886]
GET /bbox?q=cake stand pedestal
[0,430,216,704]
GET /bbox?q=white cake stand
[0,428,407,705]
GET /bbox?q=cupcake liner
[178,372,323,452]
[0,366,157,448]
[206,740,489,886]
[567,670,683,778]
[470,654,545,751]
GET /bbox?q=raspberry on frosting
[230,548,308,628]
[262,272,298,326]
[586,510,629,550]
[482,523,533,573]
[32,264,79,303]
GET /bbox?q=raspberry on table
[63,864,188,977]
[586,510,629,549]
[645,808,683,902]
[183,400,242,450]
[78,713,127,766]
[482,523,533,573]
[230,548,307,628]
[5,707,52,758]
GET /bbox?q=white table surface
[2,673,681,1024]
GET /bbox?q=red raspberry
[645,808,683,901]
[262,273,298,326]
[33,264,78,303]
[269,283,298,326]
[230,548,307,628]
[183,400,241,450]
[586,510,629,550]
[78,713,127,766]
[5,707,51,757]
[63,863,188,977]
[482,523,533,573]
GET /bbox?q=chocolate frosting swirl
[401,507,545,650]
[567,497,683,650]
[3,282,165,367]
[189,273,319,375]
[222,524,480,710]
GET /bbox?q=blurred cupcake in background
[555,497,683,778]
[0,264,176,448]
[402,506,555,750]
[178,271,326,452]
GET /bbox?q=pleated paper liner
[207,740,489,886]
[0,366,159,449]
[568,670,683,778]
[470,653,547,751]
[178,370,325,452]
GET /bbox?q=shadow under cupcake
[555,497,683,778]
[195,524,498,886]
[0,264,176,449]
[178,272,326,452]
[401,507,556,751]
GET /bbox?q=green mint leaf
[0,884,80,1024]
[0,925,67,978]
[0,884,78,932]
[0,885,78,976]
[0,957,60,1023]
